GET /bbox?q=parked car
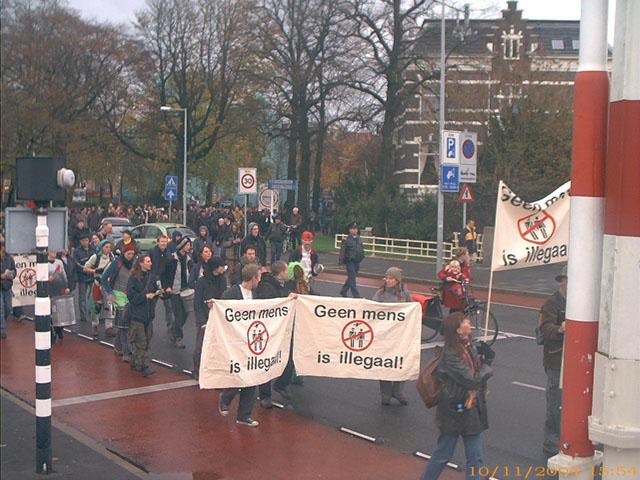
[99,217,132,240]
[130,223,196,252]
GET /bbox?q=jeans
[193,324,205,374]
[1,289,13,336]
[270,240,283,263]
[421,432,485,480]
[170,294,186,340]
[340,261,361,298]
[77,281,91,322]
[544,368,562,455]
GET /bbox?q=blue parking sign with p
[446,137,456,159]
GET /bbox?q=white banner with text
[199,297,295,389]
[491,181,571,271]
[293,295,421,381]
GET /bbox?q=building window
[572,39,579,50]
[501,25,522,60]
[551,39,564,50]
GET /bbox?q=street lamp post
[160,105,188,225]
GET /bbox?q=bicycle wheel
[469,305,499,346]
[421,300,443,342]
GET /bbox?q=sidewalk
[1,391,143,480]
[320,252,563,297]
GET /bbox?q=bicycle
[413,280,499,346]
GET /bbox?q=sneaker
[236,418,259,427]
[91,325,99,337]
[174,338,186,349]
[115,350,123,356]
[122,354,131,363]
[260,397,273,409]
[393,394,408,406]
[142,367,155,377]
[218,397,229,417]
[105,327,116,337]
[274,385,291,400]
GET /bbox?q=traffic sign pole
[462,202,467,231]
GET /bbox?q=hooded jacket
[240,231,267,266]
[194,271,227,327]
[256,272,291,299]
[126,270,157,325]
[193,226,212,257]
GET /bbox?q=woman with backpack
[421,312,494,480]
[101,243,136,361]
[372,267,412,406]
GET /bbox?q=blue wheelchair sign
[440,165,460,192]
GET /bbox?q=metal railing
[334,232,483,262]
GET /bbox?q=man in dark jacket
[73,235,94,323]
[126,254,160,377]
[1,240,17,339]
[232,246,261,286]
[150,235,173,336]
[338,223,365,298]
[193,257,227,379]
[240,223,267,266]
[265,215,288,263]
[161,237,192,349]
[540,268,567,458]
[218,264,262,427]
[167,229,183,254]
[70,217,92,249]
[288,207,303,250]
[193,226,212,258]
[255,261,292,408]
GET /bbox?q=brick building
[394,1,581,193]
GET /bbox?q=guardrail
[334,232,484,262]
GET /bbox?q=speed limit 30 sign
[238,168,257,194]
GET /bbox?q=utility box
[4,208,68,254]
[16,157,67,202]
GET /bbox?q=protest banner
[294,295,421,381]
[11,254,37,307]
[491,180,571,271]
[199,297,295,389]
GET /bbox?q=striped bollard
[589,0,640,475]
[34,210,52,473]
[548,0,608,478]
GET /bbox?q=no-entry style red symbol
[517,211,556,245]
[247,320,269,355]
[19,268,36,289]
[341,320,374,352]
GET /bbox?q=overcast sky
[65,0,616,41]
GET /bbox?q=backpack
[416,346,443,408]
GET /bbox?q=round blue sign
[462,139,475,159]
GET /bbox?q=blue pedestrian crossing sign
[165,176,178,201]
[440,165,460,192]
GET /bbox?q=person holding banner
[218,263,262,427]
[256,261,293,408]
[421,312,493,480]
[372,267,412,406]
[0,240,16,339]
[193,257,227,381]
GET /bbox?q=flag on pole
[491,181,571,271]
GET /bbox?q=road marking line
[339,427,378,444]
[51,379,198,407]
[512,381,545,392]
[414,451,459,470]
[152,359,174,368]
[99,341,114,347]
[503,332,537,340]
[76,333,95,341]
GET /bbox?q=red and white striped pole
[548,0,608,477]
[588,0,640,476]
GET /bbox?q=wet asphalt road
[56,276,552,474]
